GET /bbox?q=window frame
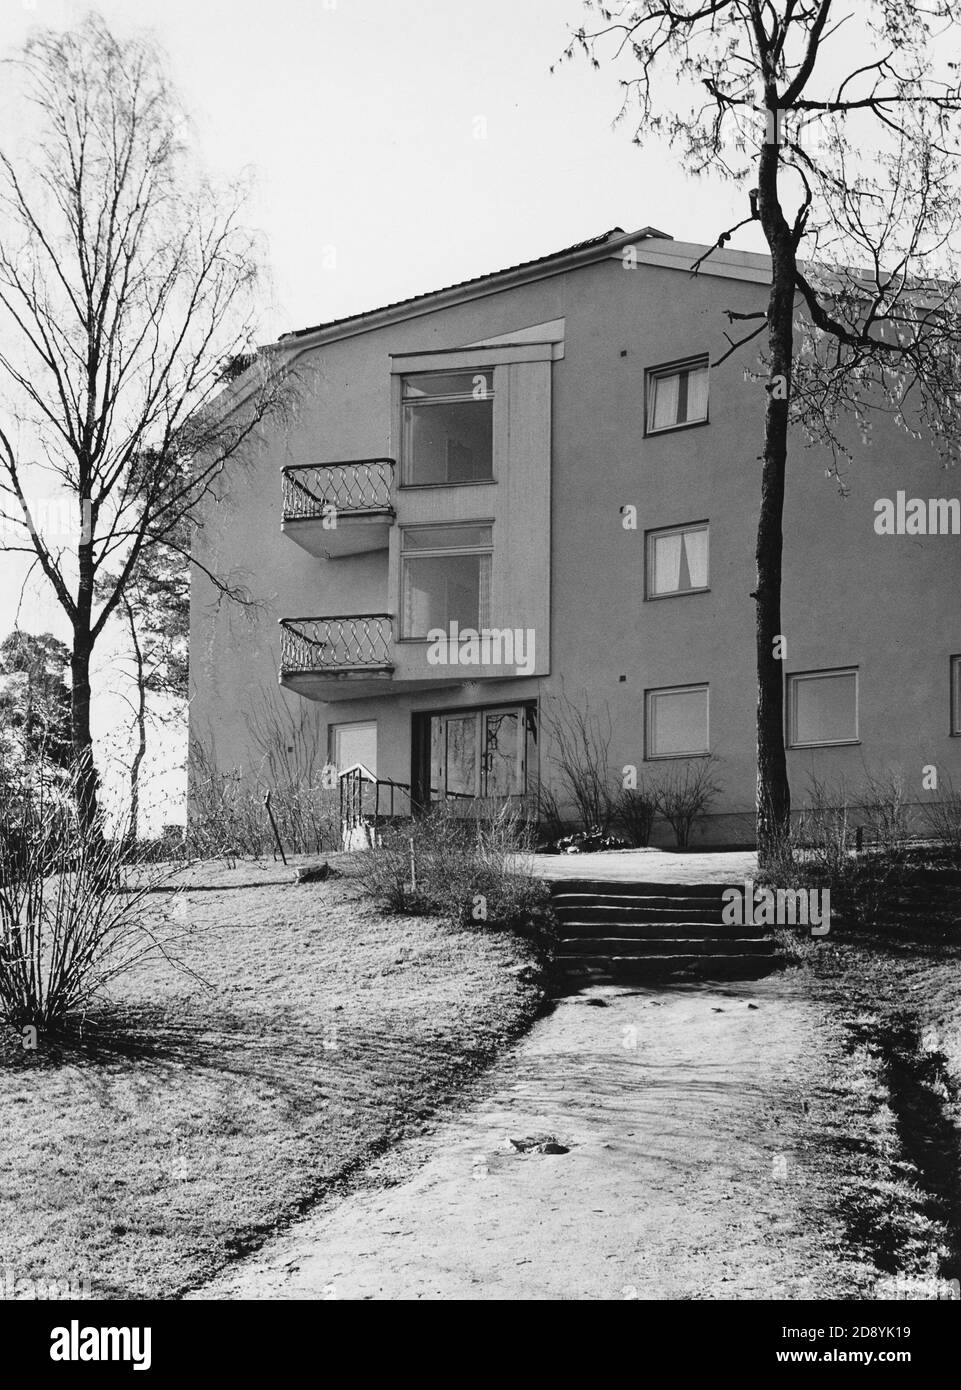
[786,667,860,749]
[399,368,496,489]
[422,706,536,806]
[328,719,378,775]
[644,354,711,437]
[645,520,711,600]
[399,521,494,641]
[644,682,711,760]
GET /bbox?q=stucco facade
[189,228,961,846]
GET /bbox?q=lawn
[778,925,961,1292]
[0,856,545,1299]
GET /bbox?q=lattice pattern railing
[282,459,394,519]
[280,614,394,673]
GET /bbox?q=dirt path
[192,968,881,1301]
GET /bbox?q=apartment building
[189,226,961,845]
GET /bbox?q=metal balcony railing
[282,459,395,520]
[279,614,394,673]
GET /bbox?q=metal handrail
[279,614,394,673]
[282,459,395,519]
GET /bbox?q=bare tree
[99,518,189,846]
[563,1,961,860]
[0,16,290,828]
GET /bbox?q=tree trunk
[754,138,794,863]
[70,628,98,830]
[125,598,147,850]
[72,521,99,829]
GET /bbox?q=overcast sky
[0,0,760,824]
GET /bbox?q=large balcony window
[402,371,494,485]
[401,523,492,637]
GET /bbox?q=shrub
[187,741,339,862]
[613,787,658,847]
[540,691,615,833]
[649,755,723,848]
[352,799,553,942]
[922,777,961,866]
[759,774,915,927]
[0,768,184,1031]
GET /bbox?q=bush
[0,769,184,1031]
[187,741,339,862]
[922,777,961,866]
[353,800,553,942]
[613,787,658,847]
[759,773,916,927]
[540,691,615,832]
[648,756,723,849]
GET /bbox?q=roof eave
[277,226,674,351]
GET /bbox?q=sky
[0,0,762,828]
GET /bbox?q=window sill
[646,587,711,602]
[644,750,712,761]
[787,739,861,750]
[644,417,710,440]
[398,479,498,491]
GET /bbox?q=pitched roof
[280,225,672,342]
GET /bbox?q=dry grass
[784,927,961,1289]
[0,856,544,1299]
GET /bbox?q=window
[402,371,494,485]
[646,356,709,433]
[401,523,492,637]
[646,684,710,758]
[646,522,709,598]
[330,721,377,775]
[951,656,961,735]
[787,669,859,748]
[427,705,536,802]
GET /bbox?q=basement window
[787,669,859,748]
[646,356,709,433]
[645,684,710,759]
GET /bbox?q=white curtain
[686,365,709,422]
[402,560,432,636]
[653,533,683,594]
[477,554,491,627]
[649,373,679,431]
[684,528,709,588]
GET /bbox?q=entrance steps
[550,879,783,983]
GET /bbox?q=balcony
[279,614,395,700]
[279,613,469,701]
[281,459,394,559]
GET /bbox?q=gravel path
[191,968,872,1301]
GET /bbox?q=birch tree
[0,15,287,828]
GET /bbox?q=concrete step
[552,879,732,899]
[556,919,769,939]
[560,953,784,981]
[552,899,728,923]
[558,936,777,957]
